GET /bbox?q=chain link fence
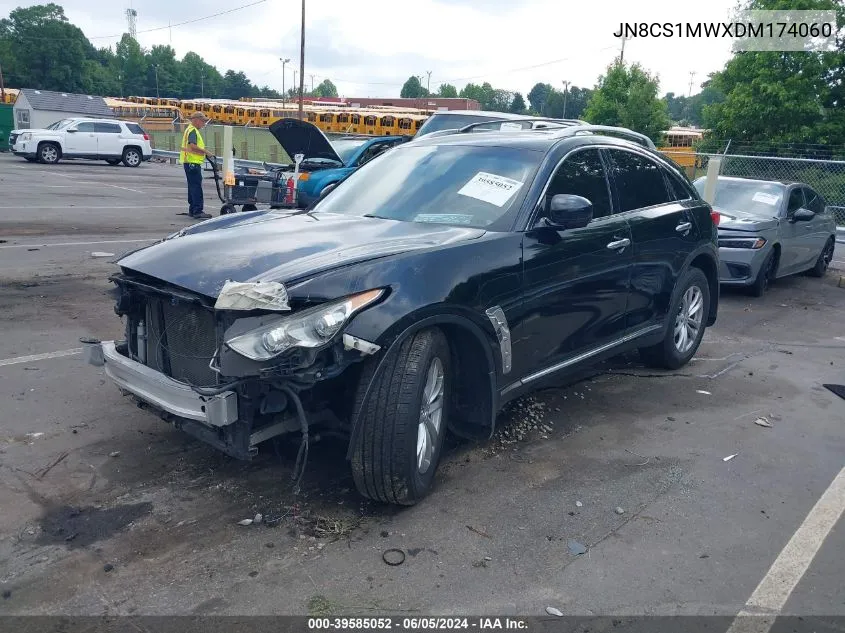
[148,123,292,164]
[664,150,845,226]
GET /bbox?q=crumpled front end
[85,272,383,461]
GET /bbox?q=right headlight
[225,289,384,361]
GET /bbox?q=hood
[117,211,485,298]
[714,207,779,232]
[268,118,342,164]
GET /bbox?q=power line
[88,0,270,40]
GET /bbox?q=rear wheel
[639,267,710,370]
[350,328,450,505]
[808,237,834,278]
[122,147,142,167]
[38,143,60,164]
[748,250,777,297]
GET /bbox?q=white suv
[11,117,153,167]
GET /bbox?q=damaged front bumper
[84,339,238,427]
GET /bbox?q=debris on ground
[238,519,254,526]
[754,417,773,428]
[723,453,738,462]
[575,501,583,507]
[382,548,405,566]
[546,607,564,617]
[103,564,114,573]
[696,390,712,395]
[472,559,489,568]
[567,540,587,555]
[624,449,651,466]
[254,513,263,524]
[265,542,275,549]
[614,507,625,515]
[466,525,492,539]
[109,451,120,458]
[91,252,115,258]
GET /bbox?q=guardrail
[151,149,286,170]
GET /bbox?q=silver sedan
[693,176,837,296]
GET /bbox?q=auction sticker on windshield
[752,191,780,205]
[457,172,524,207]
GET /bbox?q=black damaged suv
[86,123,719,505]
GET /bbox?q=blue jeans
[184,163,204,215]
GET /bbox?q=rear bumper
[87,340,238,427]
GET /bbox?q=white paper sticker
[752,192,780,206]
[499,122,524,131]
[457,172,524,207]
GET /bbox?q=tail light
[143,133,150,141]
[710,210,721,226]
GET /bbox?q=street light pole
[298,0,305,120]
[200,70,204,98]
[280,58,290,107]
[425,70,432,96]
[561,80,570,118]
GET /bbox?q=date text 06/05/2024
[307,617,529,630]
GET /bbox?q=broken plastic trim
[215,280,290,312]
[485,306,512,374]
[342,333,381,355]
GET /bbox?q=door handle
[606,238,631,251]
[676,222,692,235]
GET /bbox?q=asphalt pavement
[0,153,844,624]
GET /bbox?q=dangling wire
[279,384,309,494]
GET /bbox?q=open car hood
[268,118,343,165]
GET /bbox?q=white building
[13,89,114,130]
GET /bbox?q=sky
[1,0,742,98]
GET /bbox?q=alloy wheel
[416,357,445,475]
[673,285,704,354]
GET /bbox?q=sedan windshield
[313,144,543,228]
[331,139,366,164]
[694,178,785,217]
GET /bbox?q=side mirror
[791,208,815,223]
[319,183,338,198]
[541,194,593,230]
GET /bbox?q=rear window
[126,123,146,135]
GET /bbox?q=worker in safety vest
[180,111,215,219]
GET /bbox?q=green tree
[400,75,425,98]
[510,92,526,113]
[0,3,92,92]
[527,82,553,114]
[564,86,593,120]
[146,45,181,98]
[314,79,338,97]
[437,83,458,98]
[221,70,254,99]
[115,34,147,97]
[584,62,671,142]
[180,52,221,98]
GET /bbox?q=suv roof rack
[559,125,657,150]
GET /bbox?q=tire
[241,204,258,212]
[220,203,236,215]
[808,237,834,278]
[38,143,60,164]
[639,267,710,370]
[122,147,142,167]
[106,158,121,166]
[748,250,777,297]
[350,328,450,505]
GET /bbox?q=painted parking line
[0,238,157,250]
[0,348,83,367]
[725,465,845,633]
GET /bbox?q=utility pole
[688,71,697,97]
[154,65,160,98]
[561,80,570,118]
[310,74,315,93]
[280,57,290,107]
[293,70,297,98]
[425,70,432,96]
[298,0,305,120]
[619,34,628,64]
[200,70,204,98]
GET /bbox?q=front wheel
[122,147,142,167]
[38,143,60,164]
[350,328,450,505]
[639,267,710,370]
[748,250,777,297]
[808,238,834,278]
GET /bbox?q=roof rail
[455,118,579,134]
[559,125,656,149]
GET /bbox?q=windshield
[415,113,515,137]
[694,178,785,217]
[312,144,542,228]
[331,139,366,164]
[46,119,73,130]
